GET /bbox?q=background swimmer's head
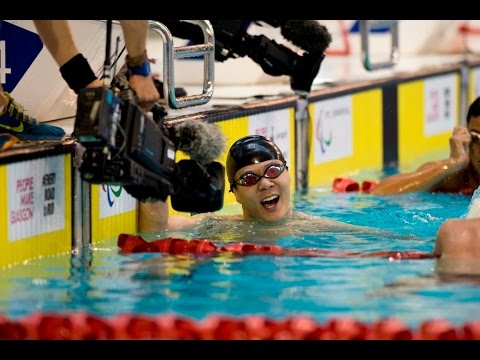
[467,97,480,176]
[467,97,480,125]
[227,135,286,189]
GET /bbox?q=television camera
[74,85,225,213]
[73,21,225,213]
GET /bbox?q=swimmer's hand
[449,126,470,169]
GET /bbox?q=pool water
[1,189,479,328]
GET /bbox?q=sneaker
[0,133,18,151]
[0,92,65,141]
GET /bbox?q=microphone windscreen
[172,119,226,165]
[281,20,332,54]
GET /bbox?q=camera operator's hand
[129,74,160,111]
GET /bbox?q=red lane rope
[332,177,379,193]
[0,312,479,339]
[118,234,436,260]
[0,236,465,339]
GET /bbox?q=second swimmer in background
[371,97,480,196]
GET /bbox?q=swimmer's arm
[317,217,382,233]
[369,159,465,196]
[435,218,480,259]
[371,126,470,195]
[314,216,416,239]
[138,200,209,233]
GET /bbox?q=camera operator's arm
[138,200,209,233]
[33,20,103,90]
[119,20,160,110]
[34,20,159,108]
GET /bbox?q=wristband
[127,60,151,77]
[126,50,148,67]
[59,54,98,94]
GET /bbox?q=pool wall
[1,59,480,266]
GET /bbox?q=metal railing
[360,20,399,71]
[149,20,215,109]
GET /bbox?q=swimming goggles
[471,130,480,145]
[234,163,287,187]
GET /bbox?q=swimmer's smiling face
[232,159,291,222]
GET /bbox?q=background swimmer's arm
[138,201,209,233]
[370,126,470,196]
[369,159,466,195]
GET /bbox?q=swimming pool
[0,188,478,338]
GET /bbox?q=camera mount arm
[158,19,329,93]
[148,20,215,109]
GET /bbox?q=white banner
[99,185,137,219]
[313,95,353,164]
[248,108,292,166]
[7,155,65,242]
[473,67,480,101]
[424,74,457,136]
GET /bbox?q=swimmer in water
[370,97,480,196]
[139,135,412,242]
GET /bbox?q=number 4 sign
[0,21,43,92]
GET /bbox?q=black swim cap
[226,135,286,184]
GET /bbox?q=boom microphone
[280,20,332,54]
[169,119,226,165]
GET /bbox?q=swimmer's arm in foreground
[434,218,480,260]
[433,218,480,275]
[293,212,417,240]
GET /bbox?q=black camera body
[73,87,224,213]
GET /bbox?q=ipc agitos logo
[102,184,123,207]
[316,110,332,154]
